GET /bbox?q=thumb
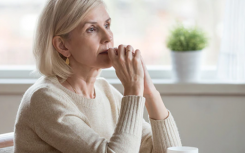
[108,47,116,62]
[140,55,151,78]
[140,54,146,72]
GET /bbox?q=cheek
[77,37,96,50]
[111,32,114,46]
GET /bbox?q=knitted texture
[13,75,182,153]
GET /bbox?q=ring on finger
[126,49,132,54]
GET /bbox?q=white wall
[162,95,245,153]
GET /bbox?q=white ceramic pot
[170,50,203,83]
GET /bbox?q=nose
[101,29,113,44]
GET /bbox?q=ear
[52,36,70,57]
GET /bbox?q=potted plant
[166,23,208,83]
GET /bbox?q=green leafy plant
[166,23,208,51]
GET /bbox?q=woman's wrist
[124,88,143,97]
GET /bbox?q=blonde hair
[32,0,104,83]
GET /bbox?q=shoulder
[95,77,111,90]
[28,85,80,122]
[30,87,66,103]
[19,76,52,106]
[16,76,73,126]
[23,76,72,109]
[95,76,109,85]
[24,76,62,98]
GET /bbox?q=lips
[99,49,109,54]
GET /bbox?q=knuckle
[126,49,131,55]
[136,57,141,62]
[126,56,132,62]
[119,57,125,63]
[126,45,134,51]
[108,48,113,52]
[119,44,125,48]
[133,57,140,63]
[135,50,141,57]
[136,49,141,54]
[126,45,132,49]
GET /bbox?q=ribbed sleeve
[148,109,182,152]
[108,95,146,153]
[115,95,145,136]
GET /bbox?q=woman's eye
[105,23,110,29]
[86,24,110,33]
[87,27,95,33]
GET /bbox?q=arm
[140,91,182,153]
[29,88,146,153]
[139,110,182,153]
[108,82,182,153]
[138,50,182,152]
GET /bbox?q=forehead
[85,5,108,19]
[80,5,109,26]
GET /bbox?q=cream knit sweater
[13,75,182,153]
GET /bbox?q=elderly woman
[14,0,182,153]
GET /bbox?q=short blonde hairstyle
[32,0,104,83]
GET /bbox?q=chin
[99,62,112,69]
[103,64,113,69]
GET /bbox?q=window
[0,0,225,80]
[0,0,46,66]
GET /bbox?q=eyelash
[87,23,110,33]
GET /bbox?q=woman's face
[65,4,114,69]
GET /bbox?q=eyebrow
[81,18,111,29]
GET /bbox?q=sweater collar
[45,75,101,104]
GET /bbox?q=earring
[65,57,69,65]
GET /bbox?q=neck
[58,62,101,99]
[57,75,97,99]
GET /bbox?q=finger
[124,45,134,79]
[126,45,134,52]
[134,49,141,60]
[132,48,138,56]
[114,47,119,56]
[126,45,133,61]
[140,54,151,79]
[133,49,144,77]
[140,54,147,71]
[108,48,116,63]
[118,44,126,60]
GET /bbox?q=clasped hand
[108,44,157,97]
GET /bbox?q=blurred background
[1,0,245,153]
[0,0,225,66]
